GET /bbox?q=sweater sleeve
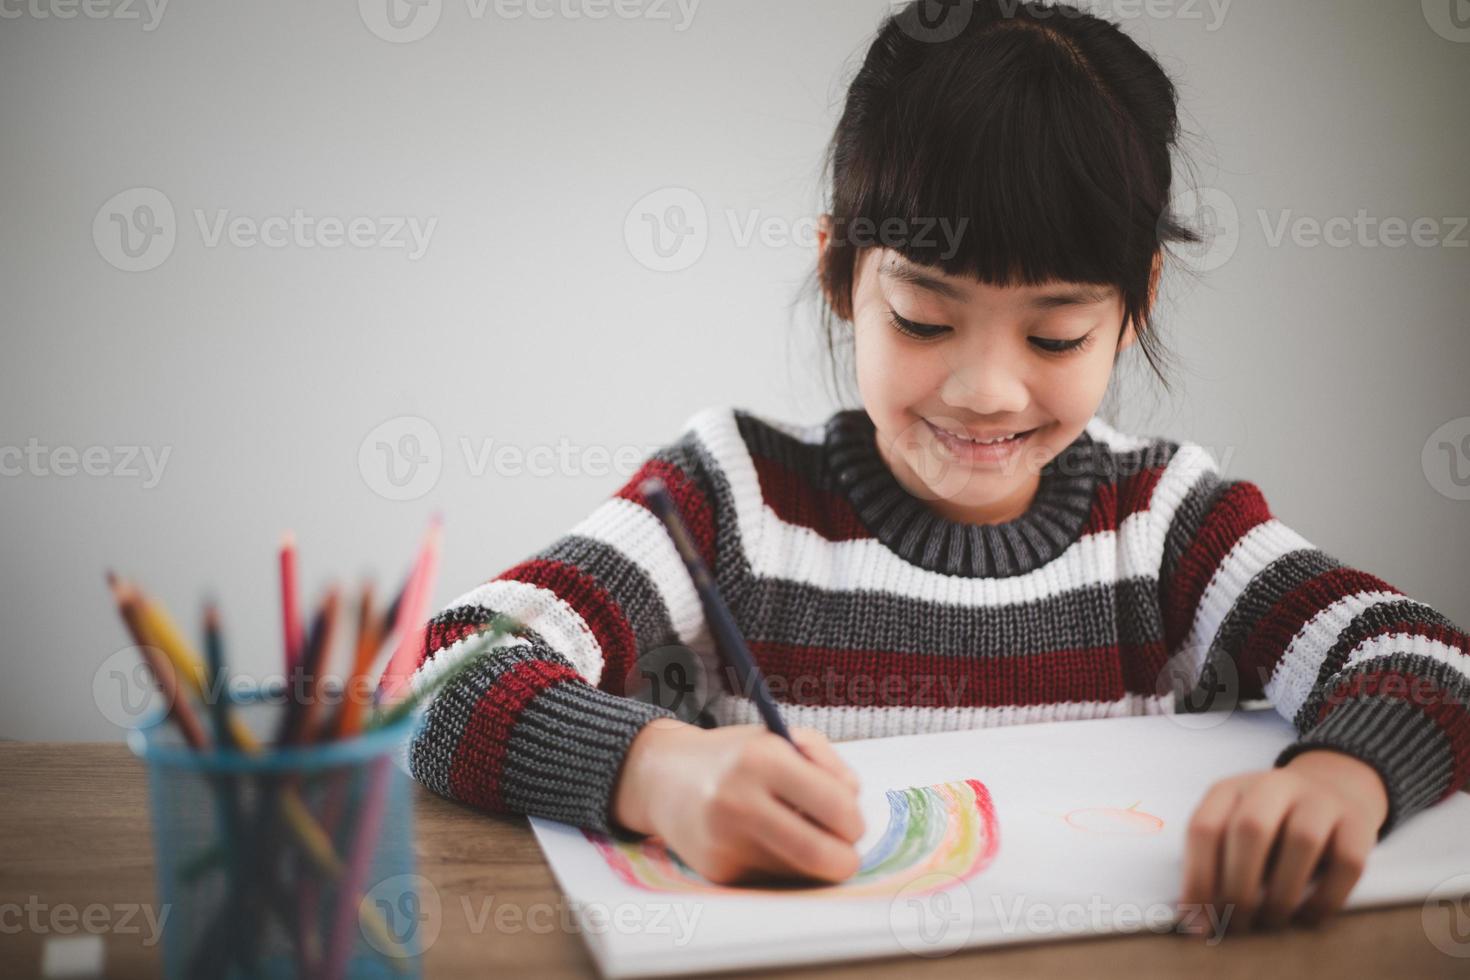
[1154,442,1470,838]
[404,412,740,833]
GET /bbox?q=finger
[746,791,861,883]
[1178,781,1240,935]
[791,728,861,793]
[1297,818,1373,926]
[1220,776,1297,933]
[1257,798,1335,929]
[766,743,867,843]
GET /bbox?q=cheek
[1033,351,1114,426]
[855,324,940,406]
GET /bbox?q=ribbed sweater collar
[823,409,1104,578]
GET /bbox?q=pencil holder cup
[128,687,425,980]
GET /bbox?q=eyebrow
[879,261,1115,309]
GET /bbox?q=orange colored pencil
[110,578,209,749]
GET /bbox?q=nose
[936,341,1030,418]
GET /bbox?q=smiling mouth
[922,419,1042,465]
[925,421,1039,445]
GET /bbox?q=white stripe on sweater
[431,578,610,685]
[1165,518,1316,688]
[1343,632,1470,682]
[1266,589,1409,720]
[709,691,1174,740]
[423,493,712,690]
[564,495,707,644]
[687,406,1161,604]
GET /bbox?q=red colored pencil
[375,516,443,706]
[280,532,304,683]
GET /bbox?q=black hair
[799,0,1205,410]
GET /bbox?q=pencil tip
[281,530,296,549]
[104,568,117,587]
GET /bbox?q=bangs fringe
[832,22,1159,289]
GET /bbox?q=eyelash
[887,311,1095,355]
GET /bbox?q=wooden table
[2,743,1464,978]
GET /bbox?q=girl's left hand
[1175,748,1389,938]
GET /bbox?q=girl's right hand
[610,718,865,886]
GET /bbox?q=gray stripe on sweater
[1275,687,1458,837]
[408,635,672,833]
[1293,599,1465,730]
[736,575,1163,657]
[1158,468,1233,588]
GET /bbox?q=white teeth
[948,430,1018,445]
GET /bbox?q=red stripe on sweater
[1315,665,1470,799]
[427,618,488,656]
[1160,481,1274,655]
[616,458,716,569]
[493,558,637,694]
[449,658,579,811]
[1118,460,1169,515]
[751,453,871,541]
[732,641,1132,708]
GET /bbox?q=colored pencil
[200,603,256,975]
[331,583,380,739]
[374,515,443,707]
[280,532,304,683]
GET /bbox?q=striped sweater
[405,405,1470,839]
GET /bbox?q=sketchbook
[528,706,1470,977]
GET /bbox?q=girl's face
[832,242,1153,526]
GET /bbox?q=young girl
[405,0,1469,939]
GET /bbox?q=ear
[816,214,840,313]
[1119,250,1164,354]
[1146,248,1163,313]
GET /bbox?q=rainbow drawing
[582,778,1000,898]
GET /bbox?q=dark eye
[887,310,949,340]
[1030,334,1094,354]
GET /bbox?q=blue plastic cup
[128,686,424,979]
